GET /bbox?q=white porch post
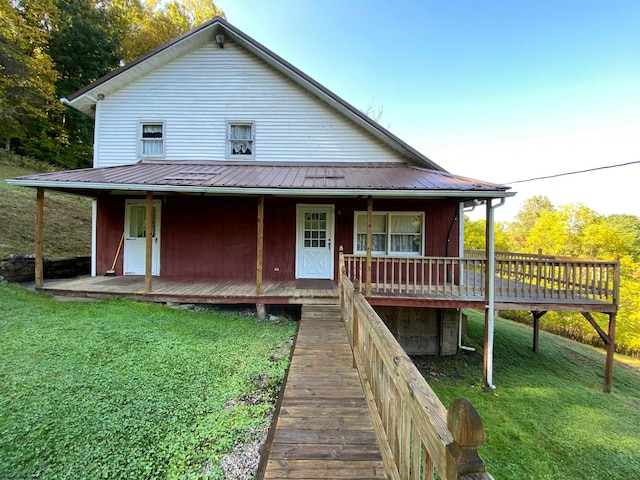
[483,199,496,389]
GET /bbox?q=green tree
[463,217,513,252]
[0,0,61,152]
[509,195,554,250]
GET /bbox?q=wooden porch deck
[39,275,339,305]
[39,272,616,313]
[261,304,386,479]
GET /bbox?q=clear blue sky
[216,0,640,221]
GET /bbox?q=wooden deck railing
[344,251,620,303]
[338,255,493,480]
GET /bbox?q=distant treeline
[1,0,224,169]
[465,196,640,358]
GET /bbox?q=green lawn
[414,310,640,479]
[0,282,296,479]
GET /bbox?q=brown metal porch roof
[10,161,511,197]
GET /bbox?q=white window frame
[138,122,165,158]
[226,121,255,159]
[353,211,424,256]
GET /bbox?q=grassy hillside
[0,154,91,259]
[415,309,640,479]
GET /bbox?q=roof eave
[7,178,514,199]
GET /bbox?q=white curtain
[356,214,386,252]
[142,125,163,156]
[390,215,421,253]
[230,124,253,155]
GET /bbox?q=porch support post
[34,187,45,288]
[483,199,496,389]
[604,313,616,393]
[604,258,620,393]
[256,195,264,296]
[145,191,153,293]
[366,195,373,297]
[532,311,547,353]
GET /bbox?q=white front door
[296,204,334,279]
[124,200,161,275]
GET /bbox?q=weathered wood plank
[262,304,386,479]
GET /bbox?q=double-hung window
[139,122,164,157]
[354,212,423,255]
[227,121,255,158]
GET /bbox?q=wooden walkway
[262,303,386,479]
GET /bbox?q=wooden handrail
[343,252,619,304]
[339,249,493,480]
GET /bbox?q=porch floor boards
[262,304,386,479]
[39,274,614,312]
[39,276,339,304]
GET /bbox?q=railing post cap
[339,245,344,253]
[448,398,486,447]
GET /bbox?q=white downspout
[484,197,506,389]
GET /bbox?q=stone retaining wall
[0,254,91,283]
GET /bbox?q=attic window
[227,122,254,159]
[140,122,164,158]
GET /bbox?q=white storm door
[296,205,334,279]
[124,200,161,275]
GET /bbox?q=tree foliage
[1,0,224,167]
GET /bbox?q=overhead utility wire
[504,160,640,185]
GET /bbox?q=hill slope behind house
[0,155,91,259]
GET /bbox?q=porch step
[301,303,341,321]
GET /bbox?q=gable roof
[65,17,445,171]
[8,160,512,199]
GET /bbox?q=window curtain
[356,214,386,252]
[142,125,163,155]
[390,215,421,253]
[230,124,252,155]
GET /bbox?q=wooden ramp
[262,303,387,479]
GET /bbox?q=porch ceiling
[9,160,513,199]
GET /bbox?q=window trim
[226,121,255,159]
[353,211,424,256]
[138,121,165,159]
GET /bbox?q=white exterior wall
[94,42,406,167]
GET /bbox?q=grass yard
[414,310,640,479]
[0,282,296,479]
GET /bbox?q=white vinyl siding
[354,212,424,256]
[94,43,407,168]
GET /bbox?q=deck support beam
[145,191,153,293]
[604,313,616,393]
[365,195,373,297]
[34,187,45,288]
[531,311,547,353]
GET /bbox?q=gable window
[354,212,423,256]
[227,121,254,158]
[140,123,164,157]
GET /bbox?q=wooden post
[366,195,373,297]
[446,398,488,477]
[145,192,153,293]
[34,187,44,288]
[338,245,344,289]
[256,195,264,296]
[604,255,621,393]
[352,278,361,369]
[604,313,616,393]
[532,311,547,353]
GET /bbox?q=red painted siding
[96,195,461,280]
